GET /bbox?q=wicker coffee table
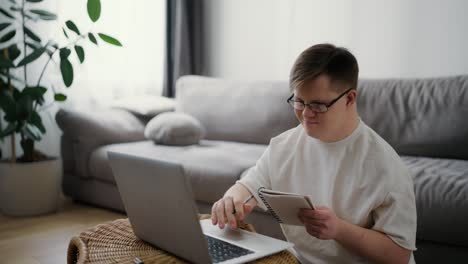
[67,215,298,264]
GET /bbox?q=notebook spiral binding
[257,187,283,223]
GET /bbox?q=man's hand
[298,205,343,240]
[299,206,411,263]
[211,196,254,230]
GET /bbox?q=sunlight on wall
[55,0,166,107]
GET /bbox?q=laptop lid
[108,151,212,264]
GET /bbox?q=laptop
[108,151,293,264]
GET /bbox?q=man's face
[293,74,355,142]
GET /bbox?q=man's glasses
[287,88,353,113]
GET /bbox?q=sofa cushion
[56,108,146,179]
[144,112,206,145]
[89,140,267,203]
[175,75,298,144]
[402,156,468,247]
[358,75,468,160]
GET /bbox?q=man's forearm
[336,219,411,264]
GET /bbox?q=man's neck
[322,112,360,143]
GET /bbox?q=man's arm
[299,206,411,264]
[337,218,411,264]
[211,183,257,229]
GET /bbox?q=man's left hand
[298,206,343,240]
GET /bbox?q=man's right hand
[211,196,254,229]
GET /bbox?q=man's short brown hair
[289,43,359,92]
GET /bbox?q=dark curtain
[163,0,204,98]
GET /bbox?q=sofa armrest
[56,108,146,179]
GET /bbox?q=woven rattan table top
[67,214,298,264]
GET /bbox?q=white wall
[203,0,468,80]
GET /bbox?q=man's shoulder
[359,123,413,191]
[270,125,303,146]
[361,124,401,162]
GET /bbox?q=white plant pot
[0,158,62,216]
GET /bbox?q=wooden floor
[0,197,125,264]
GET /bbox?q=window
[56,0,166,105]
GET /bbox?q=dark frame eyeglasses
[287,88,353,113]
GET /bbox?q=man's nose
[302,106,317,117]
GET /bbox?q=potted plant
[0,0,121,216]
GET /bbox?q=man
[211,43,417,264]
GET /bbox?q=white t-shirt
[238,120,417,264]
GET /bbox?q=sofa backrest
[176,75,298,144]
[176,75,468,160]
[357,75,468,160]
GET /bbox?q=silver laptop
[108,151,292,264]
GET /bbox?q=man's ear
[346,89,357,106]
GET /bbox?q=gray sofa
[56,75,468,263]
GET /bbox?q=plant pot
[0,158,62,216]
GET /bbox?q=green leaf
[45,48,53,56]
[0,57,14,68]
[26,0,43,2]
[24,13,38,21]
[65,20,80,35]
[47,40,59,49]
[29,9,57,20]
[60,57,73,87]
[62,27,68,39]
[22,86,46,104]
[24,124,42,140]
[0,123,16,138]
[59,47,71,59]
[54,93,67,102]
[0,89,16,117]
[10,6,22,12]
[24,26,41,43]
[74,45,85,63]
[0,44,21,67]
[0,8,15,19]
[87,0,101,22]
[12,87,21,100]
[0,30,16,43]
[98,33,122,47]
[29,111,46,133]
[15,120,25,133]
[16,93,33,121]
[8,44,21,61]
[2,89,20,122]
[88,32,97,45]
[25,41,40,50]
[16,47,46,67]
[45,43,58,56]
[0,23,11,31]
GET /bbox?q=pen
[243,194,255,204]
[232,195,255,215]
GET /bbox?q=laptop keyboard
[205,235,254,263]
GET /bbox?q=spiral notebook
[257,187,314,226]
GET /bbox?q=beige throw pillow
[144,112,206,145]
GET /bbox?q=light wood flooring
[0,196,125,264]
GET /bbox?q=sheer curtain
[55,0,166,107]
